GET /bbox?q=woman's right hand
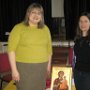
[12,70,20,82]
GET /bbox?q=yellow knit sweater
[8,22,52,63]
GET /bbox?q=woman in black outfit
[74,12,90,90]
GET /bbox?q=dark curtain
[0,0,51,41]
[64,0,88,40]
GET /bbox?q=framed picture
[51,66,72,90]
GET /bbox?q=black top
[74,36,90,72]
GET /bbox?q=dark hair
[75,12,90,41]
[23,3,44,28]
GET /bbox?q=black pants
[73,69,90,90]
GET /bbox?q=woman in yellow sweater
[8,3,52,90]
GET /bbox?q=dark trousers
[73,69,90,90]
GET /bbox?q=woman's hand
[47,55,52,76]
[12,70,20,82]
[47,63,51,75]
[8,52,20,82]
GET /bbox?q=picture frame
[51,66,72,90]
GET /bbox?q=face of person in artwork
[58,71,64,78]
[28,8,42,26]
[79,16,90,33]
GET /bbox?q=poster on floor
[51,66,72,90]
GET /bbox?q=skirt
[16,61,48,90]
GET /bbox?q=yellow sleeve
[8,24,21,52]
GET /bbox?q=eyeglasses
[31,11,42,15]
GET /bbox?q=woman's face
[28,8,42,26]
[79,16,90,33]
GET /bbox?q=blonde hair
[24,3,45,28]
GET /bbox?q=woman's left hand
[47,63,51,76]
